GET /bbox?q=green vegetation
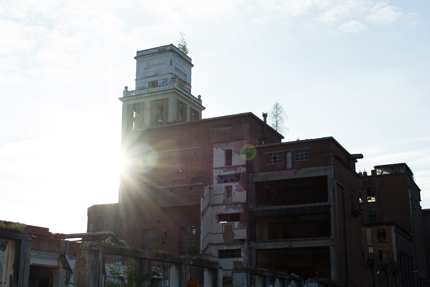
[0,222,26,233]
[106,261,160,287]
[178,31,189,55]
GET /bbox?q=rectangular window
[149,80,158,88]
[217,174,240,183]
[191,177,204,183]
[256,136,262,146]
[164,188,177,197]
[114,215,123,237]
[133,104,140,130]
[186,186,198,195]
[268,152,282,164]
[163,151,174,162]
[189,147,201,160]
[367,188,376,202]
[99,216,108,231]
[142,229,157,250]
[177,100,187,122]
[377,228,387,242]
[378,249,388,260]
[180,226,197,254]
[225,149,232,166]
[295,149,309,161]
[218,213,240,223]
[156,99,164,125]
[190,108,199,121]
[219,249,241,259]
[173,178,185,185]
[176,149,187,161]
[225,186,232,204]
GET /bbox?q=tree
[269,101,287,134]
[177,31,189,55]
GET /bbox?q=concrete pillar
[170,264,180,287]
[73,242,102,287]
[232,271,247,287]
[204,268,213,287]
[217,268,223,287]
[255,275,264,287]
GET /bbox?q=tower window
[156,100,164,125]
[225,149,232,166]
[133,103,140,130]
[177,100,186,122]
[190,108,199,121]
[149,80,158,88]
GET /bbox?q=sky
[0,0,429,234]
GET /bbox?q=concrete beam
[249,238,332,249]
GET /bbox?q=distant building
[360,163,428,286]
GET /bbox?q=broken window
[286,151,292,169]
[295,149,309,161]
[225,149,232,166]
[377,228,387,242]
[148,80,158,88]
[180,226,197,254]
[156,99,164,125]
[142,229,158,250]
[176,149,187,161]
[378,249,388,260]
[268,152,282,164]
[189,147,201,160]
[218,213,240,223]
[217,174,240,183]
[225,186,232,204]
[367,188,376,202]
[218,249,241,258]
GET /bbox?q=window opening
[219,249,241,258]
[225,149,232,166]
[176,149,187,161]
[218,213,240,223]
[142,229,157,250]
[286,151,292,169]
[377,228,387,242]
[180,226,197,254]
[217,174,240,183]
[268,152,282,164]
[295,149,309,161]
[156,99,164,125]
[149,80,158,88]
[367,188,376,202]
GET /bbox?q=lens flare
[240,144,256,161]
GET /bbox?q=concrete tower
[120,44,205,141]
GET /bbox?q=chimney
[262,112,268,144]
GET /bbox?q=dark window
[178,100,186,122]
[225,186,232,204]
[149,80,158,88]
[218,213,240,223]
[295,149,309,161]
[190,109,199,121]
[217,174,240,183]
[156,99,163,125]
[189,147,201,160]
[142,229,157,250]
[378,249,388,260]
[256,136,262,146]
[180,226,197,254]
[163,151,174,162]
[367,188,376,202]
[377,228,387,242]
[219,249,241,258]
[186,186,198,195]
[268,152,282,164]
[225,149,232,166]
[176,149,187,161]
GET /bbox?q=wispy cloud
[365,2,402,25]
[339,20,367,33]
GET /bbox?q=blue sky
[1,0,429,233]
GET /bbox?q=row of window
[161,148,201,163]
[267,149,309,165]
